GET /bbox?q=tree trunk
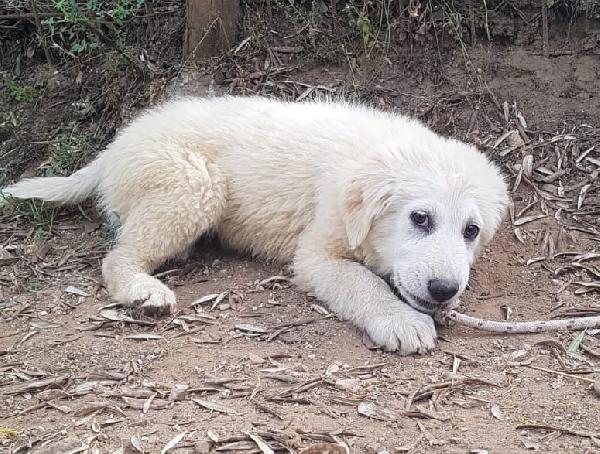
[184,0,239,60]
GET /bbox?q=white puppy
[2,96,508,355]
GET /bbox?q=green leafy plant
[344,3,377,51]
[340,0,396,57]
[1,73,34,103]
[42,0,146,57]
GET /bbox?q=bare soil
[1,3,600,453]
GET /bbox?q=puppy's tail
[1,159,101,206]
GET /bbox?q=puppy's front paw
[366,309,436,355]
[117,273,176,317]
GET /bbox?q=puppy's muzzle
[427,279,459,303]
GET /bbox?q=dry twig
[517,423,600,439]
[438,309,600,333]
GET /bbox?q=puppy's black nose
[428,279,459,303]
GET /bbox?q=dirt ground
[1,2,600,453]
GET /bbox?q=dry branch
[0,11,61,20]
[541,0,549,56]
[437,309,600,333]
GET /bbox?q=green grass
[0,198,58,232]
[42,0,146,57]
[42,132,89,177]
[0,132,90,230]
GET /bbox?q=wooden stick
[0,12,62,20]
[526,364,597,384]
[541,0,549,57]
[517,423,600,439]
[468,0,476,46]
[437,309,600,334]
[29,0,53,64]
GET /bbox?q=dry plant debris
[1,16,600,450]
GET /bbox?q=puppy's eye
[410,211,430,228]
[464,224,480,240]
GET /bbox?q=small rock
[194,440,212,453]
[326,364,340,375]
[521,438,541,450]
[169,383,189,401]
[247,352,265,364]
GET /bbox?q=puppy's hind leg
[102,158,226,316]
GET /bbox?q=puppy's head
[343,137,509,314]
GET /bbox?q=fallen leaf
[65,286,90,297]
[130,436,143,453]
[491,404,504,421]
[257,275,290,290]
[3,375,69,395]
[522,154,534,178]
[192,398,237,415]
[513,214,546,226]
[216,441,255,451]
[121,397,169,410]
[29,321,61,330]
[124,333,164,341]
[176,314,217,323]
[245,432,274,454]
[160,432,186,454]
[357,401,399,421]
[143,392,157,414]
[310,304,330,315]
[190,294,219,306]
[235,324,269,334]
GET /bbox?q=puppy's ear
[342,171,395,250]
[476,164,511,248]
